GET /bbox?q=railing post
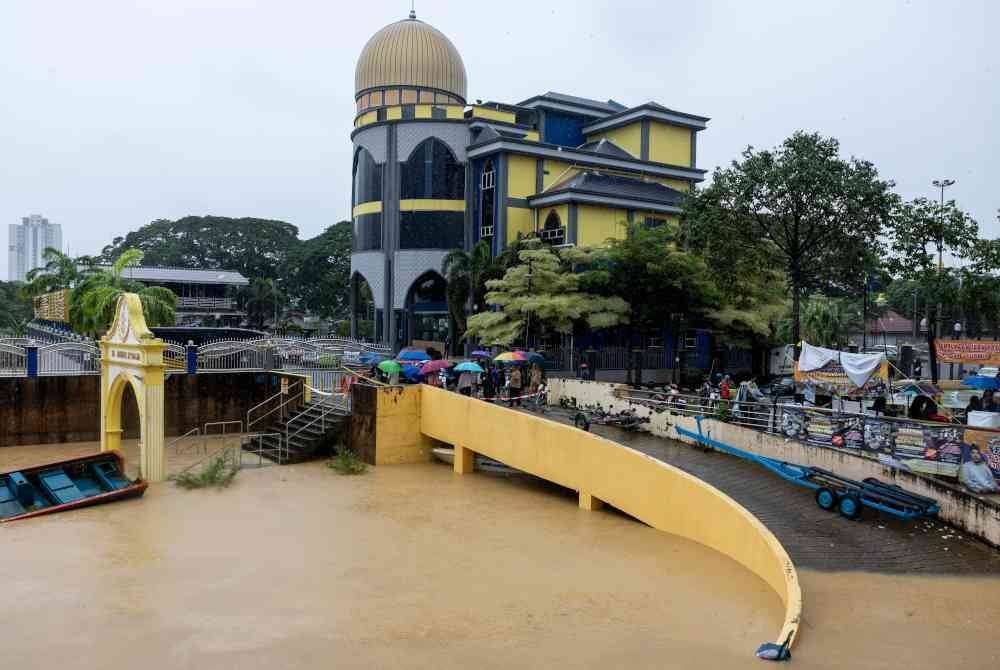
[186,341,197,374]
[26,345,38,378]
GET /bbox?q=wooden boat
[0,451,147,523]
[431,447,522,475]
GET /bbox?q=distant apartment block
[8,214,63,282]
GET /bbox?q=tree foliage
[70,249,177,336]
[0,281,33,336]
[441,240,492,338]
[465,241,629,346]
[687,131,896,346]
[282,221,351,319]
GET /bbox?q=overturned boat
[0,452,147,523]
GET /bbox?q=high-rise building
[8,214,63,282]
[349,11,709,348]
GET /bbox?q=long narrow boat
[0,451,148,523]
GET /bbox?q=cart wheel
[574,413,591,432]
[838,494,862,520]
[815,487,837,511]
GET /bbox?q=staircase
[246,394,351,464]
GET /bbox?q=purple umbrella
[471,350,491,358]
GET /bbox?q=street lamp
[953,321,962,339]
[931,178,955,273]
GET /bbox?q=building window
[480,159,495,240]
[376,108,387,122]
[431,106,447,120]
[384,89,399,105]
[401,105,416,120]
[399,211,465,249]
[370,90,383,107]
[352,213,382,251]
[400,138,464,200]
[401,88,418,104]
[353,148,382,205]
[540,210,565,244]
[419,90,434,103]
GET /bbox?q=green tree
[101,216,300,281]
[283,221,352,320]
[887,197,979,381]
[22,248,96,297]
[441,240,492,339]
[71,249,177,336]
[775,295,859,349]
[687,132,896,349]
[242,278,283,330]
[465,241,628,346]
[0,281,33,335]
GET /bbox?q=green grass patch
[328,449,367,475]
[170,450,239,489]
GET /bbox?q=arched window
[401,138,464,200]
[353,148,382,206]
[540,210,565,244]
[480,159,495,239]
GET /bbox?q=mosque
[349,10,709,349]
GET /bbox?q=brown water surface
[2,443,998,669]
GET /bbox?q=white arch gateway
[99,294,167,482]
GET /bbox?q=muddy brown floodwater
[2,443,999,669]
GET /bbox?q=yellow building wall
[508,155,537,198]
[399,199,465,212]
[577,204,628,246]
[649,122,692,166]
[470,106,517,123]
[522,130,540,142]
[374,385,436,465]
[541,160,575,190]
[416,385,802,652]
[507,206,534,244]
[588,124,641,157]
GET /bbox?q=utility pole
[930,178,955,382]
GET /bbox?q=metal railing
[284,392,349,455]
[246,380,304,431]
[0,340,27,376]
[38,341,100,375]
[204,420,244,437]
[239,432,285,467]
[177,297,235,310]
[167,427,203,454]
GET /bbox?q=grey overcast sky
[1,0,997,276]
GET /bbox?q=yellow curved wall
[416,385,801,652]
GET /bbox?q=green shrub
[170,450,239,489]
[328,449,367,475]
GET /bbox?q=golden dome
[355,13,467,103]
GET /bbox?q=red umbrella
[420,359,453,375]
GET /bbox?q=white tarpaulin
[797,342,884,388]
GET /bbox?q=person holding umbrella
[508,365,523,407]
[454,361,484,397]
[481,362,495,401]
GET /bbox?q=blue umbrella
[399,350,431,362]
[454,361,484,373]
[470,350,491,358]
[524,352,545,364]
[962,375,999,391]
[359,352,384,364]
[401,364,423,382]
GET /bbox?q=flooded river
[2,443,998,669]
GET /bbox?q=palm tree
[22,248,94,297]
[70,248,176,337]
[441,240,492,338]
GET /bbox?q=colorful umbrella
[377,360,401,374]
[399,350,431,361]
[495,351,527,363]
[962,375,999,391]
[401,364,423,382]
[454,361,484,373]
[420,359,453,375]
[471,350,491,358]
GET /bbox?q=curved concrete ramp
[419,386,802,655]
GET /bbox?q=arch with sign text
[99,294,167,482]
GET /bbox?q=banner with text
[934,339,1000,366]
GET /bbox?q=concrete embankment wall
[549,378,1000,549]
[375,385,802,652]
[0,372,305,446]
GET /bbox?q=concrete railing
[416,385,802,656]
